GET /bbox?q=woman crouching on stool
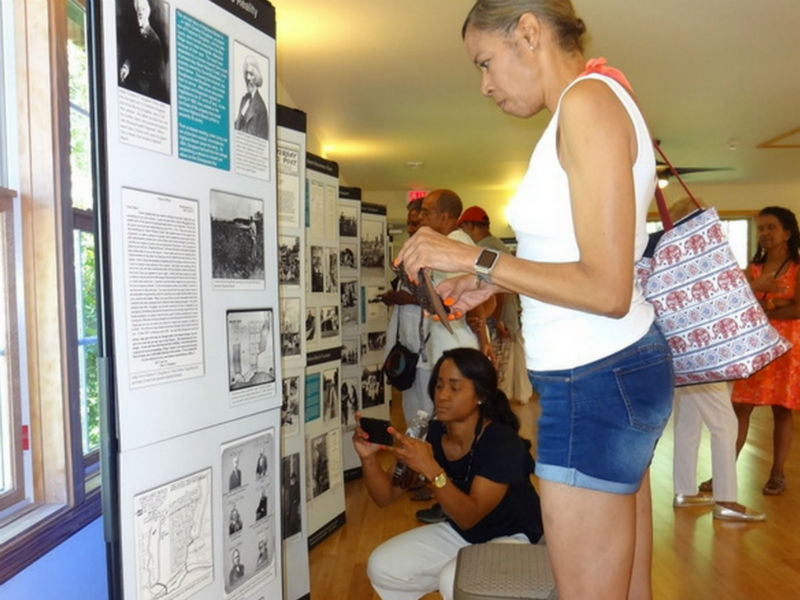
[353,347,543,600]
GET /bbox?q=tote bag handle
[652,140,704,232]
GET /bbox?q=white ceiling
[271,0,800,216]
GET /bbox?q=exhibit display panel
[339,193,391,474]
[277,105,311,600]
[338,186,361,445]
[359,203,392,421]
[304,348,346,548]
[89,0,282,597]
[304,154,341,355]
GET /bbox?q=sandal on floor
[698,478,713,493]
[762,476,786,496]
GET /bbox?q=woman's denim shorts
[528,324,674,494]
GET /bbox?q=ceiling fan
[656,162,731,180]
[653,140,731,187]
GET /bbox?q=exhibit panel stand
[304,154,341,355]
[304,348,346,549]
[89,0,282,597]
[358,203,392,450]
[337,187,365,476]
[277,105,311,600]
[302,153,345,548]
[344,202,391,481]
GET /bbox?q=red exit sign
[407,190,428,203]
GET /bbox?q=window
[0,189,23,511]
[67,0,100,468]
[0,0,101,582]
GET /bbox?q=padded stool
[453,543,557,600]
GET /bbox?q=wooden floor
[309,390,800,599]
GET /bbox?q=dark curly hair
[427,347,530,450]
[752,206,800,265]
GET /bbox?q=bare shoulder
[559,78,629,127]
[557,78,636,165]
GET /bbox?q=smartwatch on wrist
[474,248,501,284]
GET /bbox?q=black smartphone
[359,417,394,446]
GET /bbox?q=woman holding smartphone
[353,348,543,600]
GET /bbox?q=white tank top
[508,73,656,371]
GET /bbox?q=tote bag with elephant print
[636,203,791,386]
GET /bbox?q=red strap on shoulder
[578,57,633,92]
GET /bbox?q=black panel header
[207,0,275,37]
[306,153,339,178]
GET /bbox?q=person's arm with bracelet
[396,82,639,320]
[389,430,507,530]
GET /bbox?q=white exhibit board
[338,187,361,442]
[89,0,282,597]
[302,153,346,546]
[304,347,346,547]
[304,154,341,355]
[339,191,391,474]
[119,411,282,600]
[276,104,311,600]
[359,203,392,424]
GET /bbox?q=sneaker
[416,503,446,524]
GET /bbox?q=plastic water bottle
[391,410,430,488]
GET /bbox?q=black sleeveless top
[426,420,544,544]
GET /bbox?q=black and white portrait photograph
[255,536,272,571]
[116,0,170,104]
[310,245,324,293]
[339,205,358,237]
[255,487,268,521]
[210,190,265,286]
[339,242,357,278]
[320,306,340,339]
[228,505,243,536]
[309,433,330,499]
[361,363,385,409]
[227,309,275,391]
[278,235,300,286]
[255,446,268,479]
[227,548,245,592]
[340,378,359,430]
[305,307,317,342]
[342,336,359,366]
[228,454,242,491]
[279,298,301,357]
[281,453,302,539]
[233,51,270,140]
[281,376,300,436]
[322,367,339,423]
[360,218,386,278]
[340,280,359,326]
[326,247,339,293]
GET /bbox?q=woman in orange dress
[732,206,800,496]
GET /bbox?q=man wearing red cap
[458,206,532,403]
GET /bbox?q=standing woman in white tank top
[396,1,674,598]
